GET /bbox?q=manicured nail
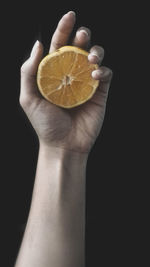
[88,53,100,63]
[76,30,89,40]
[31,40,40,57]
[67,11,76,16]
[92,69,102,79]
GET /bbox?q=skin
[15,11,113,267]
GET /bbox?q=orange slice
[37,46,99,108]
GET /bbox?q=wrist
[35,142,88,200]
[30,141,87,216]
[39,141,89,165]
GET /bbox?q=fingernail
[67,11,76,17]
[30,40,39,57]
[88,53,100,62]
[92,69,102,79]
[76,30,89,40]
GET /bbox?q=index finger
[49,11,76,53]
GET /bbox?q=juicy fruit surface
[37,46,99,108]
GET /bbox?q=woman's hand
[20,11,113,154]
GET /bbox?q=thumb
[20,40,43,99]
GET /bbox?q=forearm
[15,144,88,267]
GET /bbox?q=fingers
[87,45,112,96]
[20,40,43,106]
[72,27,91,49]
[92,66,113,97]
[87,66,113,113]
[88,45,104,65]
[92,66,113,82]
[49,11,76,53]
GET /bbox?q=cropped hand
[20,11,112,154]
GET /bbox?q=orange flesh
[37,46,99,108]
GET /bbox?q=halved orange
[37,46,99,108]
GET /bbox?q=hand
[20,11,113,154]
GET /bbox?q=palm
[28,82,106,153]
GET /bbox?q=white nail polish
[92,69,102,79]
[91,52,100,60]
[76,30,89,41]
[67,11,76,16]
[78,29,89,36]
[88,53,100,62]
[31,40,39,57]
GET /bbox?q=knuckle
[20,59,30,75]
[100,46,105,56]
[53,40,63,49]
[19,95,26,108]
[109,69,113,79]
[106,66,113,75]
[20,63,27,75]
[101,66,113,82]
[19,94,31,109]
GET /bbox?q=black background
[1,1,148,266]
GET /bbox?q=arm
[15,11,112,267]
[15,146,87,267]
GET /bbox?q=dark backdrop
[1,1,147,266]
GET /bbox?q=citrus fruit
[37,46,99,108]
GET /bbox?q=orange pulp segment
[37,46,99,108]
